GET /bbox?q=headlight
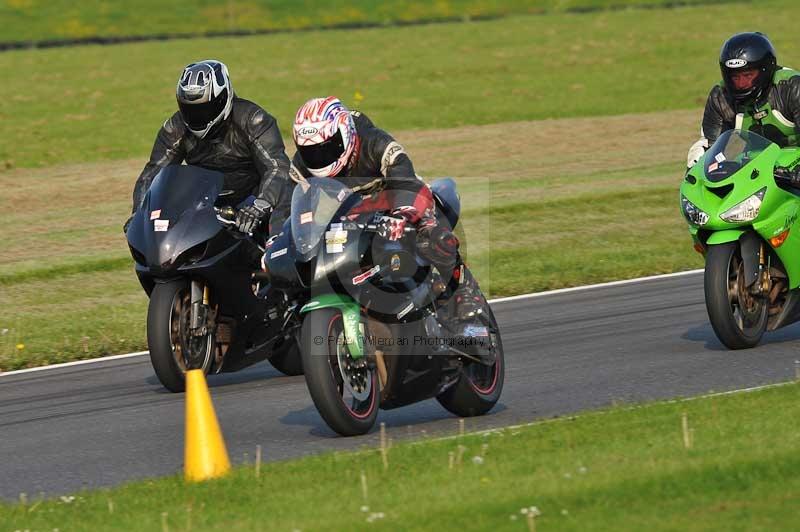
[720,188,766,223]
[681,195,709,226]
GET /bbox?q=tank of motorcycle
[127,165,224,271]
[681,129,800,286]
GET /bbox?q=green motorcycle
[680,129,800,349]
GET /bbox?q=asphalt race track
[2,271,799,499]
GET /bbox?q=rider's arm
[244,107,291,209]
[242,106,292,234]
[687,85,735,168]
[359,124,433,218]
[131,113,186,213]
[780,75,800,136]
[701,85,736,144]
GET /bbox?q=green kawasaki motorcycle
[681,129,800,349]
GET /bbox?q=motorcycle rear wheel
[704,242,768,349]
[147,280,215,392]
[437,304,504,417]
[300,308,379,436]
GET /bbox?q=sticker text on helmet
[725,58,748,68]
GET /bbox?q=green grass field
[0,0,737,43]
[3,381,797,530]
[0,0,782,170]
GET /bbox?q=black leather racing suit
[699,71,800,146]
[132,96,292,231]
[291,111,484,321]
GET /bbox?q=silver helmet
[176,60,234,138]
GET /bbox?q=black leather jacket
[132,96,291,225]
[701,70,800,146]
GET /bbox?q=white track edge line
[0,351,149,377]
[0,268,704,377]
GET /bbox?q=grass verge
[0,0,739,43]
[1,0,792,169]
[2,381,797,530]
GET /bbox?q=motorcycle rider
[687,32,800,184]
[283,96,484,321]
[128,60,292,240]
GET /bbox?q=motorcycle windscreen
[291,177,353,261]
[129,165,224,269]
[704,130,774,183]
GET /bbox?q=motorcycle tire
[300,308,379,436]
[705,242,768,349]
[147,280,214,392]
[437,304,504,417]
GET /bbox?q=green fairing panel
[300,294,364,359]
[680,134,800,289]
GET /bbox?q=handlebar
[215,206,237,224]
[358,221,416,234]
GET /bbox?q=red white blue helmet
[293,97,358,177]
[176,60,234,139]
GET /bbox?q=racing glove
[687,137,709,169]
[236,198,271,235]
[376,206,419,241]
[417,225,459,269]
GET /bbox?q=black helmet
[719,32,777,104]
[176,60,233,139]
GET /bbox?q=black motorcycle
[265,177,504,436]
[126,165,302,392]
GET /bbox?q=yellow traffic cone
[184,369,231,482]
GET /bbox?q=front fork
[752,242,772,297]
[189,281,208,336]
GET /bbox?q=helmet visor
[296,130,345,171]
[178,88,228,131]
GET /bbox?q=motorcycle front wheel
[704,242,768,349]
[147,280,215,392]
[300,308,379,436]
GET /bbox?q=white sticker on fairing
[352,265,380,285]
[325,225,348,253]
[270,248,288,259]
[300,212,313,224]
[154,219,169,232]
[150,210,161,220]
[337,189,347,202]
[725,58,748,68]
[397,302,414,319]
[463,324,489,337]
[714,153,726,163]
